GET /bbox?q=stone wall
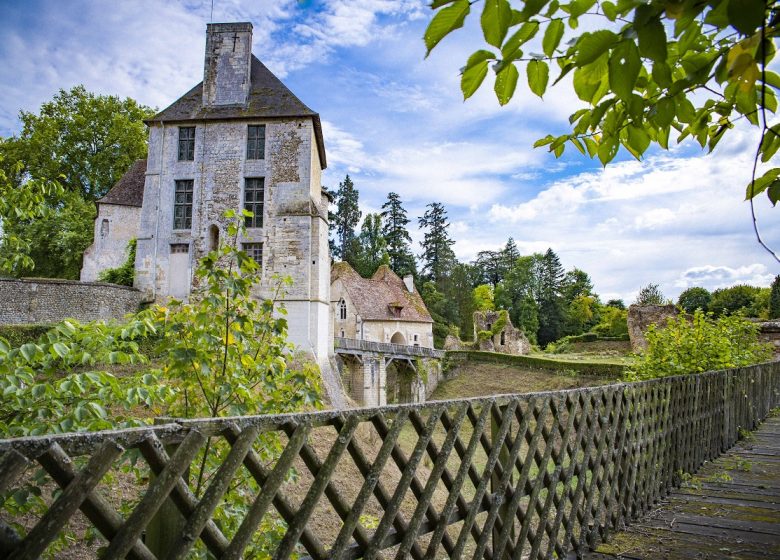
[81,204,140,282]
[0,278,143,325]
[473,310,531,355]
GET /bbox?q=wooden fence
[1,362,779,559]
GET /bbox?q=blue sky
[1,0,778,302]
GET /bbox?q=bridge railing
[334,336,445,358]
[1,362,778,559]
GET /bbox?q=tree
[448,262,480,339]
[1,85,153,200]
[678,286,712,313]
[473,250,505,286]
[2,190,95,279]
[418,202,457,285]
[635,283,666,306]
[770,275,780,319]
[332,175,361,261]
[0,86,153,277]
[709,284,765,316]
[502,237,520,267]
[349,213,390,277]
[495,254,541,343]
[424,1,780,259]
[606,299,626,310]
[535,248,566,346]
[381,192,417,277]
[473,284,496,311]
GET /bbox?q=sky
[1,0,778,303]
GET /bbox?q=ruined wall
[473,310,531,355]
[0,278,143,325]
[627,304,679,352]
[81,204,140,282]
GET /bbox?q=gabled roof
[146,56,326,169]
[98,159,146,207]
[332,262,433,323]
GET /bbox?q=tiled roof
[332,262,433,323]
[98,159,146,207]
[146,56,326,169]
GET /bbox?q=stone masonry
[0,278,143,325]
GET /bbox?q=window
[244,178,264,228]
[173,180,193,230]
[178,127,195,161]
[100,219,109,238]
[500,331,506,346]
[170,243,189,254]
[247,125,265,160]
[339,300,347,320]
[242,243,263,265]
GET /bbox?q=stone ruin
[472,310,531,355]
[627,304,679,352]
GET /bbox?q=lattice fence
[1,362,779,559]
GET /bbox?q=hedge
[445,350,626,377]
[0,324,52,347]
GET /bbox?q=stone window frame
[242,242,263,267]
[173,179,194,230]
[339,299,347,321]
[243,177,264,229]
[246,125,266,160]
[178,126,196,161]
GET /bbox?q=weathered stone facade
[627,304,679,351]
[80,22,334,365]
[81,204,140,282]
[0,278,143,325]
[473,310,531,354]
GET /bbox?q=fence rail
[334,337,445,359]
[1,362,779,559]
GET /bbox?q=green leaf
[636,16,667,62]
[461,52,493,99]
[675,96,696,123]
[625,125,651,158]
[52,342,70,358]
[653,97,676,128]
[424,0,471,56]
[602,1,617,20]
[597,135,619,165]
[543,19,565,57]
[727,0,766,35]
[502,21,539,57]
[482,0,513,48]
[568,0,596,18]
[763,71,780,90]
[768,181,780,206]
[745,168,780,199]
[20,343,38,362]
[575,30,618,65]
[495,63,520,105]
[608,41,641,101]
[521,0,548,18]
[431,0,457,7]
[527,60,550,97]
[652,61,673,88]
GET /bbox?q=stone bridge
[333,337,445,407]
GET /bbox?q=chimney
[203,22,253,107]
[403,275,415,292]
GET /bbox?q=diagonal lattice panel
[0,362,778,560]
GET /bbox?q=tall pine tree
[418,202,456,286]
[380,192,416,277]
[332,175,361,261]
[535,248,566,346]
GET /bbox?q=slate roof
[98,159,146,207]
[146,56,326,169]
[332,262,433,323]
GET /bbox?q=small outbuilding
[473,310,531,355]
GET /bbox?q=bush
[0,324,51,347]
[709,284,766,317]
[628,309,772,380]
[635,283,665,305]
[592,306,628,337]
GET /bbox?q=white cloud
[674,264,775,291]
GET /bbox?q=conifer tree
[535,248,566,346]
[332,175,361,261]
[349,213,390,278]
[380,192,416,277]
[418,202,456,285]
[502,237,520,268]
[769,275,780,320]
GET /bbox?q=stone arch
[390,332,406,345]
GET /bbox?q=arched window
[339,299,347,320]
[208,224,219,251]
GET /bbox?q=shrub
[592,306,628,337]
[634,283,665,305]
[628,309,772,380]
[709,284,765,317]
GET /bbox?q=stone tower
[133,22,331,364]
